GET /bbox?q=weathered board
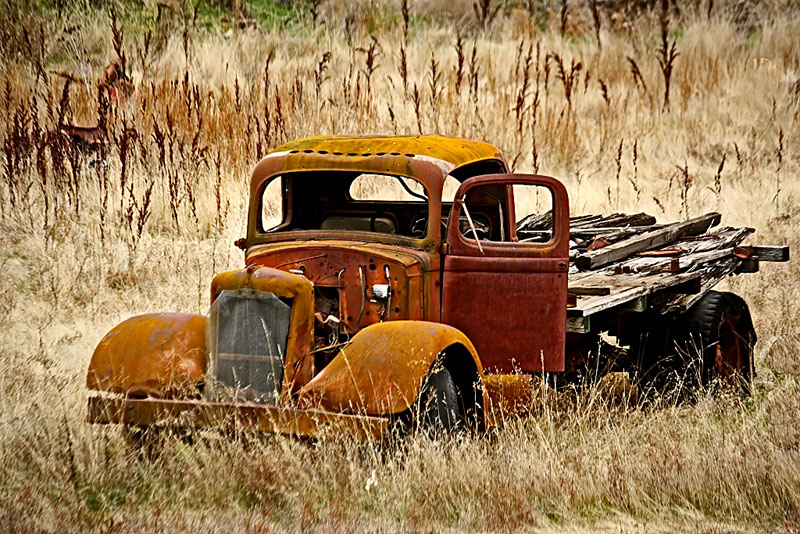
[546,211,787,334]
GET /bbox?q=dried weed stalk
[657,0,679,110]
[473,0,501,32]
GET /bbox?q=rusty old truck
[87,135,789,439]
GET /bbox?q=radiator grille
[208,289,291,404]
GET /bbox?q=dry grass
[1,0,800,531]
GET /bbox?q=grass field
[1,0,799,531]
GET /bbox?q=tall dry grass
[1,0,799,531]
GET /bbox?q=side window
[513,184,555,243]
[459,184,509,242]
[261,177,283,231]
[458,183,554,244]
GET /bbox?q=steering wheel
[410,210,447,239]
[369,211,397,233]
[459,213,491,241]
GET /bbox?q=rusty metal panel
[244,136,509,252]
[245,242,433,331]
[482,373,534,426]
[268,135,504,177]
[442,267,568,373]
[297,320,485,416]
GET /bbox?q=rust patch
[88,396,389,442]
[483,374,533,426]
[587,237,612,251]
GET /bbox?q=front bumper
[88,396,390,442]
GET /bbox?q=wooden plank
[570,225,663,237]
[574,212,722,270]
[524,213,660,237]
[572,227,643,235]
[605,230,745,276]
[569,270,704,317]
[592,245,735,277]
[571,214,609,228]
[678,247,734,269]
[667,276,702,294]
[569,286,650,317]
[570,229,743,281]
[568,286,612,296]
[735,259,759,273]
[638,249,682,257]
[516,212,553,231]
[659,257,741,314]
[591,228,657,244]
[612,256,678,274]
[592,212,657,228]
[622,296,648,312]
[568,271,634,292]
[752,246,790,262]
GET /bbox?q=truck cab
[242,136,568,387]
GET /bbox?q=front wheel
[416,365,459,436]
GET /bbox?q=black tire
[626,291,756,398]
[677,290,756,394]
[416,365,459,436]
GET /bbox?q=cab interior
[258,160,515,242]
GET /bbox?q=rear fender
[296,321,485,417]
[86,313,207,398]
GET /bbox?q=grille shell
[207,289,291,403]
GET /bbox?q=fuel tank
[245,240,440,331]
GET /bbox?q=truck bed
[516,212,789,334]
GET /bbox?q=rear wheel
[627,291,756,398]
[678,290,756,394]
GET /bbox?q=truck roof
[258,135,506,186]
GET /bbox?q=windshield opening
[259,171,432,240]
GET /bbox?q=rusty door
[441,174,570,373]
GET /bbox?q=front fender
[296,321,484,416]
[86,313,207,398]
